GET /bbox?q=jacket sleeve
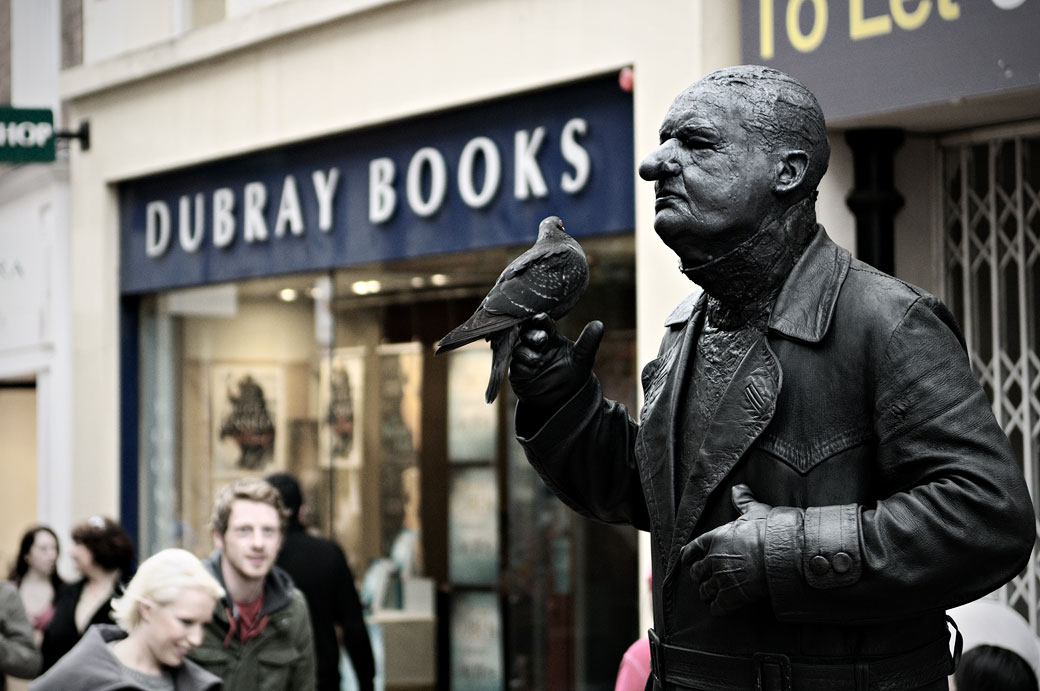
[0,583,42,679]
[765,297,1037,622]
[516,373,649,530]
[289,590,317,691]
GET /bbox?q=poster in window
[376,342,424,568]
[447,345,496,462]
[450,590,504,691]
[210,364,287,476]
[449,465,499,585]
[319,346,366,469]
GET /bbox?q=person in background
[948,597,1040,691]
[0,580,41,690]
[30,548,224,691]
[40,515,135,671]
[266,472,375,691]
[8,527,64,645]
[613,569,652,691]
[188,477,315,691]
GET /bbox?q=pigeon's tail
[435,313,519,355]
[485,323,521,404]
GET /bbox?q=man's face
[638,82,779,266]
[214,499,282,584]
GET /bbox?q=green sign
[0,107,55,163]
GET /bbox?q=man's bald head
[687,65,830,200]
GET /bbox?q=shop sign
[740,0,1040,121]
[0,107,55,163]
[119,75,633,294]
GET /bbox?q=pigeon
[435,215,589,403]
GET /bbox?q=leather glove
[680,484,771,615]
[509,313,603,414]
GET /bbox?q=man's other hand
[681,484,770,615]
[509,313,603,414]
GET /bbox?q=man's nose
[638,142,680,181]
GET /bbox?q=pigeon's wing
[480,244,586,318]
[435,243,586,353]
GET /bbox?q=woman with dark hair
[8,525,64,644]
[39,516,135,671]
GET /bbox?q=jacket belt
[647,629,953,691]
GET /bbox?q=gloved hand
[680,484,771,615]
[509,313,603,414]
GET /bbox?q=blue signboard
[119,75,634,294]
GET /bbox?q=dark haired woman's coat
[39,579,117,671]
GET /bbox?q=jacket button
[809,555,830,575]
[832,552,852,574]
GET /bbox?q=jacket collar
[203,549,294,617]
[664,227,849,344]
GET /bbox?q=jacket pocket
[188,646,231,681]
[756,427,873,475]
[256,646,296,691]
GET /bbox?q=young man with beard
[188,478,316,691]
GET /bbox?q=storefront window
[137,232,637,687]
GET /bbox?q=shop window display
[136,233,637,688]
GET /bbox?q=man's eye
[682,136,714,149]
[262,527,277,537]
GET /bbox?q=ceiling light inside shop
[352,280,382,295]
[279,288,298,302]
[430,274,449,287]
[410,276,426,289]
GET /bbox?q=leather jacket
[516,226,1036,690]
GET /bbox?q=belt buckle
[753,652,792,691]
[648,629,662,683]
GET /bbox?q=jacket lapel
[636,291,704,562]
[665,335,782,576]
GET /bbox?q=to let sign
[0,107,55,163]
[740,0,1040,122]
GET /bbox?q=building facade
[21,0,1037,687]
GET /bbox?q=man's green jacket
[188,551,316,691]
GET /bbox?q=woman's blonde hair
[110,548,224,632]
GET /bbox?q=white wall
[1,0,75,574]
[10,0,59,112]
[82,0,180,64]
[817,134,857,256]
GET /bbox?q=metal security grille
[941,125,1040,630]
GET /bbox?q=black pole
[844,128,904,275]
[55,120,90,151]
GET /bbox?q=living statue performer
[508,65,1036,691]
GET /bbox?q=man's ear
[212,531,224,551]
[774,150,809,195]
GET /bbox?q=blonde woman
[30,549,224,691]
